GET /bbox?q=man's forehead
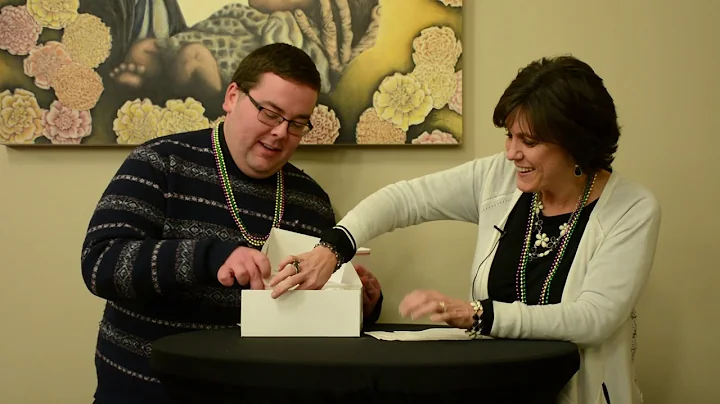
[251,77,316,119]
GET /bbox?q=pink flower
[412,129,459,144]
[23,41,73,90]
[41,100,92,144]
[0,5,43,56]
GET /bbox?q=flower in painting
[0,89,44,144]
[26,0,79,30]
[411,129,458,145]
[61,13,112,68]
[448,69,462,115]
[157,98,211,137]
[301,105,341,145]
[41,100,92,144]
[23,41,73,90]
[355,107,407,144]
[411,26,462,68]
[113,98,164,144]
[372,73,433,131]
[52,63,104,111]
[410,63,457,109]
[0,5,43,56]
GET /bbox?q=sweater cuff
[480,299,494,336]
[202,241,243,285]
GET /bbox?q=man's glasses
[242,87,313,137]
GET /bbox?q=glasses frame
[240,86,313,137]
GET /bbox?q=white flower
[535,233,549,248]
[559,223,569,237]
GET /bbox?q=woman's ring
[439,301,447,313]
[292,259,300,275]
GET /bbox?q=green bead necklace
[516,173,596,305]
[210,119,285,247]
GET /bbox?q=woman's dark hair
[492,55,620,173]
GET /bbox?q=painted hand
[398,289,477,329]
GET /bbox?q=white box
[351,247,371,269]
[240,228,363,337]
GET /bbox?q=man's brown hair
[231,43,321,92]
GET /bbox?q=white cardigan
[337,152,662,404]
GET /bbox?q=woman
[269,55,661,404]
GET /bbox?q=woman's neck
[540,173,593,216]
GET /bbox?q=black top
[481,193,597,333]
[150,324,580,402]
[81,127,383,404]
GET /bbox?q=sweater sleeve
[488,194,662,346]
[336,158,485,248]
[80,145,243,302]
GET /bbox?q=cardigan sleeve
[488,193,662,346]
[335,158,487,248]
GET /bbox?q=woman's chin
[516,174,539,194]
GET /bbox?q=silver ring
[292,260,300,275]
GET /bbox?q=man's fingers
[354,265,367,276]
[248,267,266,290]
[252,252,272,279]
[217,266,235,287]
[234,266,250,286]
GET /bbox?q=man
[81,43,383,404]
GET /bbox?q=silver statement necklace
[527,176,596,261]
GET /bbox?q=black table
[151,323,579,404]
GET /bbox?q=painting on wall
[0,0,462,146]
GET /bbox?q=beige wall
[1,1,718,402]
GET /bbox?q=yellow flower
[157,98,211,137]
[26,0,79,30]
[61,13,112,68]
[113,99,164,145]
[0,89,43,144]
[410,63,457,109]
[372,73,433,131]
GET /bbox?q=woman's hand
[268,246,338,298]
[399,290,477,329]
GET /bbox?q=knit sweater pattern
[81,128,346,403]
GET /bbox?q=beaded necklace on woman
[209,119,286,247]
[516,171,597,305]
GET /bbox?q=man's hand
[217,246,271,290]
[355,265,381,316]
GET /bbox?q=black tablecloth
[151,323,579,403]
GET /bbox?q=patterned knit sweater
[81,128,382,403]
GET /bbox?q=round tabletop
[150,323,579,402]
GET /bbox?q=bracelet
[465,300,483,339]
[315,241,343,271]
[319,227,356,264]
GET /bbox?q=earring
[574,165,583,177]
